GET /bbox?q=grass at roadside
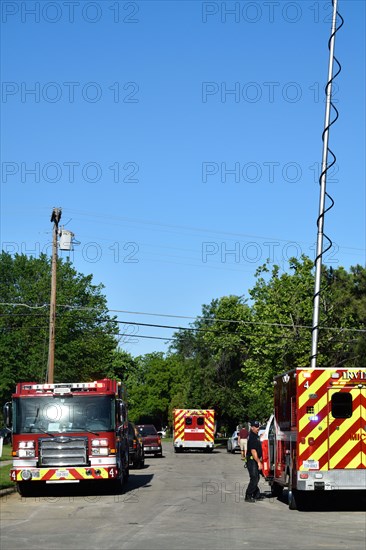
[1,445,12,461]
[0,444,14,490]
[0,464,13,490]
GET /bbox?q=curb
[0,486,16,498]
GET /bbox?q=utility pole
[47,207,62,383]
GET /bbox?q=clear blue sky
[1,0,365,357]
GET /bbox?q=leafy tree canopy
[0,252,119,403]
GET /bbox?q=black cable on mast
[310,0,344,368]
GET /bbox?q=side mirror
[3,402,12,428]
[117,401,127,423]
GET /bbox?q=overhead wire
[0,304,365,337]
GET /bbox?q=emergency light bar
[22,382,101,391]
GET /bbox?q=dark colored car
[128,422,145,468]
[136,424,162,457]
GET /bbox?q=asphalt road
[1,442,365,550]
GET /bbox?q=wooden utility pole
[47,207,62,383]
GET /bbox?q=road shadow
[16,472,154,499]
[272,489,366,512]
[173,450,219,454]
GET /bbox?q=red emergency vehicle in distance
[173,409,215,452]
[261,367,366,509]
[3,378,129,496]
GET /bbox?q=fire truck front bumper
[11,466,119,483]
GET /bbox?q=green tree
[171,296,252,429]
[171,258,366,423]
[324,264,366,368]
[125,352,185,429]
[0,252,119,403]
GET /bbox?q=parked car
[157,426,168,438]
[227,430,240,454]
[258,424,267,440]
[128,422,145,468]
[136,424,162,457]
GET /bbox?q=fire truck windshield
[12,395,115,434]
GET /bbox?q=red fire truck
[173,409,215,452]
[3,378,129,496]
[261,367,366,509]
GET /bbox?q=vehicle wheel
[288,488,303,510]
[271,482,284,498]
[289,489,308,510]
[231,448,235,454]
[17,482,34,497]
[139,459,145,469]
[113,475,124,493]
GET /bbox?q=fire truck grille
[39,437,88,467]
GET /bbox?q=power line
[63,208,365,254]
[0,324,359,347]
[1,302,365,334]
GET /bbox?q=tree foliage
[1,252,364,432]
[169,257,366,426]
[0,252,119,403]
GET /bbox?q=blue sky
[1,0,365,357]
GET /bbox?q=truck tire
[271,482,284,498]
[288,488,297,510]
[17,482,34,497]
[288,489,308,510]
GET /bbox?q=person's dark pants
[245,458,260,499]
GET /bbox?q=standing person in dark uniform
[245,421,263,503]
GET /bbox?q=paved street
[1,442,365,550]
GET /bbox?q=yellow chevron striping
[298,370,330,409]
[298,390,329,433]
[329,401,363,468]
[14,467,111,481]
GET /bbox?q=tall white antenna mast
[310,0,342,369]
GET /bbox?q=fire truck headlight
[91,439,108,447]
[18,441,35,457]
[18,449,36,458]
[92,447,109,456]
[21,470,32,481]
